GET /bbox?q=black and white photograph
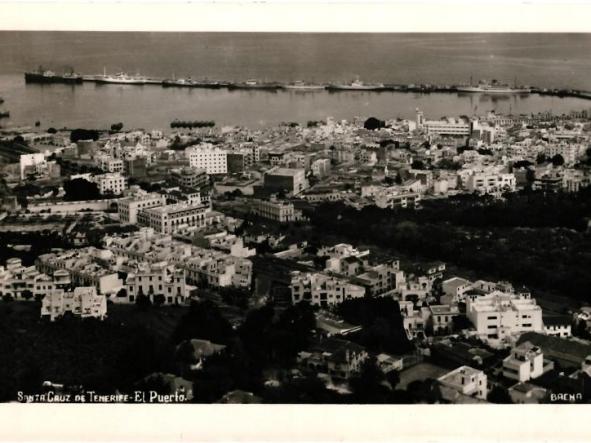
[1,1,591,440]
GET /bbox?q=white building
[502,341,546,382]
[466,171,516,194]
[118,193,167,224]
[416,109,472,136]
[138,202,212,234]
[40,286,107,322]
[289,271,365,307]
[437,365,488,402]
[186,144,228,174]
[125,263,189,305]
[466,291,543,345]
[250,198,298,223]
[94,173,127,195]
[19,153,46,180]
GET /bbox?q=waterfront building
[19,153,46,180]
[186,144,228,174]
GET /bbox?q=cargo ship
[456,79,531,94]
[95,69,147,85]
[24,67,83,84]
[282,80,326,91]
[327,79,385,91]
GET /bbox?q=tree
[349,356,390,403]
[136,293,152,309]
[70,129,99,143]
[21,290,33,301]
[536,153,547,164]
[551,154,565,166]
[63,178,101,201]
[411,160,425,170]
[364,117,386,131]
[110,122,124,132]
[47,127,57,134]
[153,293,165,307]
[488,385,512,404]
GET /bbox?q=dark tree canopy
[364,117,386,131]
[63,178,100,201]
[70,129,99,143]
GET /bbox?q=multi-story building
[466,291,544,345]
[186,144,228,174]
[297,338,369,381]
[250,197,298,223]
[289,271,365,307]
[98,156,125,173]
[19,153,46,180]
[502,341,547,382]
[374,189,421,209]
[441,277,472,304]
[263,167,308,195]
[437,366,488,403]
[429,304,460,335]
[171,167,209,189]
[543,317,572,338]
[138,202,212,234]
[118,193,167,224]
[465,171,516,194]
[416,109,473,136]
[310,158,331,177]
[354,260,405,297]
[94,173,127,195]
[125,263,189,305]
[40,286,107,322]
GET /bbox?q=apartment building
[250,198,298,223]
[171,167,209,189]
[466,291,544,345]
[118,193,167,224]
[125,263,189,305]
[289,271,365,307]
[502,341,548,382]
[186,144,228,174]
[465,171,516,194]
[94,173,127,195]
[41,286,107,322]
[137,202,211,234]
[263,167,308,195]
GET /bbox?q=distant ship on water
[457,78,531,94]
[282,80,325,91]
[162,76,222,89]
[327,79,385,91]
[95,68,147,85]
[24,66,83,84]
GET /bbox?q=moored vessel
[327,79,385,91]
[282,80,325,91]
[24,67,83,84]
[456,79,531,94]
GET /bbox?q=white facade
[502,341,545,382]
[186,144,228,174]
[118,193,167,224]
[125,264,189,305]
[41,286,107,322]
[138,202,211,234]
[466,291,543,345]
[466,171,516,194]
[94,173,127,195]
[290,271,365,307]
[250,198,297,222]
[19,153,46,180]
[438,365,488,401]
